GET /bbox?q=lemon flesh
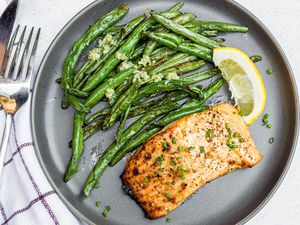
[213,47,266,125]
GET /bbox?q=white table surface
[0,0,299,224]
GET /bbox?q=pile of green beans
[57,2,256,197]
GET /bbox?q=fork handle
[0,114,12,183]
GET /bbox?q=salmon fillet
[122,103,263,218]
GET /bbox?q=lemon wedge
[213,47,266,125]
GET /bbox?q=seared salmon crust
[122,103,263,218]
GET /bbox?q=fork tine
[23,28,41,85]
[12,26,27,80]
[1,25,20,75]
[3,26,26,79]
[15,27,34,81]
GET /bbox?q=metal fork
[0,26,41,181]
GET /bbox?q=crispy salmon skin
[122,103,262,218]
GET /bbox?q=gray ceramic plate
[31,0,299,224]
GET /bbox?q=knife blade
[0,0,18,74]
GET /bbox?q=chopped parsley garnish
[188,146,196,150]
[103,206,111,217]
[176,156,182,159]
[226,143,238,150]
[267,68,273,74]
[156,156,165,162]
[178,146,184,152]
[158,168,164,172]
[262,114,272,128]
[163,142,170,150]
[169,160,177,166]
[225,123,232,135]
[144,176,149,183]
[166,218,171,223]
[170,168,174,172]
[165,193,172,200]
[200,146,205,153]
[172,138,177,144]
[233,132,240,138]
[95,201,101,207]
[206,130,214,139]
[179,171,185,180]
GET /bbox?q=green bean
[82,7,182,92]
[180,67,220,83]
[84,68,134,109]
[68,88,89,98]
[151,13,219,49]
[213,37,226,45]
[149,52,197,75]
[154,78,224,126]
[161,60,205,76]
[84,107,111,125]
[82,102,180,197]
[73,60,94,88]
[61,5,129,92]
[110,127,160,166]
[110,79,224,166]
[115,104,131,142]
[134,80,203,103]
[144,13,196,56]
[56,77,62,84]
[108,77,132,105]
[129,43,147,61]
[103,82,138,129]
[64,93,89,113]
[102,25,124,36]
[150,47,177,62]
[176,78,225,110]
[61,96,70,109]
[64,111,85,182]
[145,31,213,61]
[185,21,248,32]
[84,15,146,76]
[199,30,218,37]
[250,55,262,63]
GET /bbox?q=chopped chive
[200,146,205,153]
[263,114,270,119]
[95,201,101,207]
[188,146,196,150]
[163,142,170,150]
[266,124,272,128]
[226,143,238,149]
[176,156,182,159]
[267,68,273,74]
[170,168,174,172]
[239,138,245,143]
[233,132,240,138]
[172,138,177,144]
[166,218,171,223]
[177,166,183,171]
[144,176,149,183]
[178,146,184,152]
[165,193,172,200]
[156,156,164,162]
[158,168,164,172]
[269,137,274,144]
[183,169,190,173]
[169,160,177,166]
[103,206,111,217]
[225,123,232,135]
[206,130,214,138]
[179,171,185,180]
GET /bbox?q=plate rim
[30,0,299,224]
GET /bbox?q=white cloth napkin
[0,100,82,225]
